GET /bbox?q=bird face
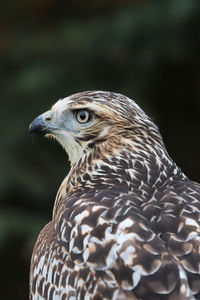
[29,92,115,163]
[29,91,161,164]
[30,105,94,163]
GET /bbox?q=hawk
[29,91,200,300]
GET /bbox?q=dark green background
[1,0,200,299]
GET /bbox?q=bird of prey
[29,91,200,300]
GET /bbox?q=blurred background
[1,0,200,298]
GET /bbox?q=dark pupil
[80,111,87,120]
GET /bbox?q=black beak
[29,115,49,135]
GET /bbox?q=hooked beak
[29,110,53,135]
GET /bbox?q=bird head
[29,91,163,164]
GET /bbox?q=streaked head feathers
[30,90,164,163]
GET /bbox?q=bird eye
[75,110,92,124]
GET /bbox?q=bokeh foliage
[1,0,200,299]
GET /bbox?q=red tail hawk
[29,91,200,299]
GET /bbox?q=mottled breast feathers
[29,91,200,300]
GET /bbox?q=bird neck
[52,137,184,219]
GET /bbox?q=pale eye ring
[75,109,92,124]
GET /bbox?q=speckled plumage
[29,91,200,300]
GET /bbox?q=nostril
[45,117,51,122]
[44,110,53,122]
